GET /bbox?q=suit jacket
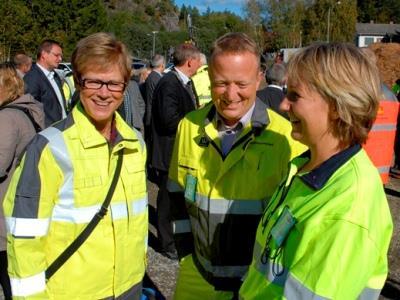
[144,70,162,127]
[256,86,287,119]
[118,80,146,131]
[24,63,66,127]
[150,69,196,171]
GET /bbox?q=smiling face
[209,52,261,126]
[279,83,337,148]
[79,65,125,134]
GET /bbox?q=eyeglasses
[49,51,63,59]
[80,78,127,92]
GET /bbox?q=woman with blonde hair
[240,43,393,299]
[0,62,44,299]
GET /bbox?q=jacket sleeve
[152,79,184,135]
[3,135,62,299]
[167,119,194,258]
[0,112,19,179]
[24,73,42,104]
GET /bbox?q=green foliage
[358,0,400,23]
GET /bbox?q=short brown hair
[172,43,200,66]
[209,32,261,69]
[37,39,62,60]
[287,43,381,146]
[0,62,24,105]
[71,32,132,88]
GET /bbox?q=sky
[174,0,246,17]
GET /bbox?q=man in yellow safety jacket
[3,33,148,299]
[167,32,306,299]
[191,53,212,107]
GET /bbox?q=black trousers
[0,251,11,300]
[156,170,175,252]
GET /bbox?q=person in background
[191,53,211,107]
[0,62,44,300]
[144,54,165,141]
[13,54,32,78]
[168,32,305,299]
[256,63,288,119]
[24,39,67,127]
[240,43,393,299]
[150,43,201,260]
[3,32,148,299]
[119,71,146,133]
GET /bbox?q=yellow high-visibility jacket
[168,99,306,295]
[191,65,211,107]
[240,146,393,299]
[3,103,148,299]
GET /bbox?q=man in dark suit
[150,43,201,259]
[24,39,67,127]
[256,63,288,119]
[144,54,165,141]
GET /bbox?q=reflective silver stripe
[284,274,328,300]
[253,241,328,299]
[167,179,184,192]
[253,245,289,286]
[371,123,397,131]
[53,198,148,223]
[111,202,128,220]
[10,272,46,297]
[358,286,381,300]
[172,219,191,234]
[196,252,248,278]
[132,127,145,151]
[378,165,390,174]
[39,127,74,207]
[131,196,148,215]
[5,217,50,237]
[195,194,264,215]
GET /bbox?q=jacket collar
[72,103,138,150]
[298,144,361,190]
[205,98,270,135]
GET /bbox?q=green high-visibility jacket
[168,99,306,292]
[3,104,148,299]
[239,145,393,300]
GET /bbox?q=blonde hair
[210,32,260,70]
[0,62,24,105]
[287,43,381,146]
[71,32,132,88]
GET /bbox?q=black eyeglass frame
[79,78,127,92]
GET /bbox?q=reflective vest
[168,99,306,292]
[62,73,76,112]
[3,103,148,299]
[363,84,399,184]
[191,65,211,107]
[240,145,393,300]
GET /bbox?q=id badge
[270,206,296,248]
[184,174,197,203]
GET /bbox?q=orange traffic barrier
[364,98,399,184]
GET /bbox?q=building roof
[356,23,400,36]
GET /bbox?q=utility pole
[152,31,158,57]
[327,1,340,43]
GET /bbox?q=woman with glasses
[3,33,148,299]
[239,43,393,299]
[0,62,44,300]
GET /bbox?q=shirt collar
[299,144,361,190]
[36,63,52,77]
[215,102,255,132]
[174,67,190,84]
